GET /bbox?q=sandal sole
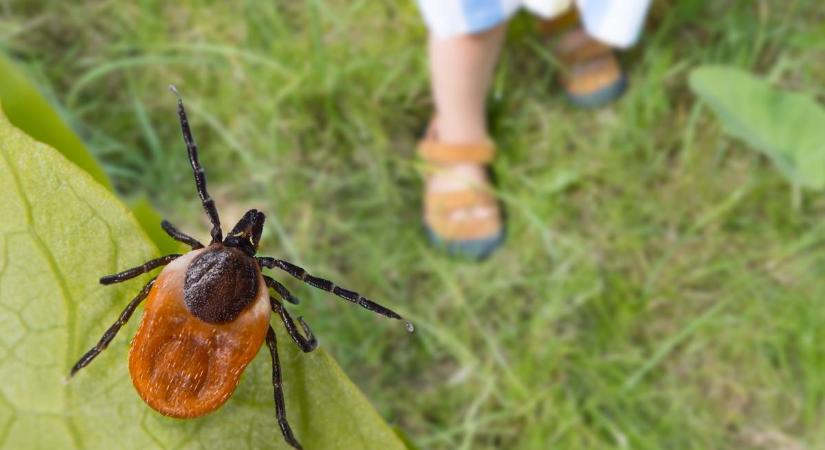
[565,73,627,108]
[425,225,505,260]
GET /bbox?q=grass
[3,0,825,448]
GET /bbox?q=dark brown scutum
[184,245,259,323]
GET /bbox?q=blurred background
[2,1,825,448]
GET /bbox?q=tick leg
[161,219,204,249]
[169,85,222,244]
[258,257,412,332]
[264,275,300,305]
[68,278,155,378]
[99,254,181,285]
[270,297,317,353]
[266,326,303,450]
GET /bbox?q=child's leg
[421,24,507,258]
[428,23,507,144]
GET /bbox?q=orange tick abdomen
[128,249,271,418]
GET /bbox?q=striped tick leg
[99,254,180,285]
[68,278,156,378]
[161,219,204,250]
[270,297,317,352]
[170,85,223,244]
[265,326,303,450]
[258,257,413,332]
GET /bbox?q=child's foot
[554,27,627,108]
[418,125,504,259]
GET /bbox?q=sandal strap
[555,30,612,66]
[424,190,500,241]
[426,211,502,241]
[425,189,496,214]
[418,139,495,164]
[563,56,621,95]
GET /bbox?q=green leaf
[0,106,407,449]
[689,65,825,189]
[128,196,187,255]
[0,53,199,256]
[0,53,112,190]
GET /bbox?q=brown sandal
[554,28,627,107]
[541,11,627,108]
[418,132,504,258]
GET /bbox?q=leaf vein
[0,147,84,449]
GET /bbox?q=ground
[2,1,825,448]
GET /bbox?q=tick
[67,86,412,450]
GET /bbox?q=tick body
[68,86,412,450]
[129,247,270,418]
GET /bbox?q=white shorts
[416,0,651,49]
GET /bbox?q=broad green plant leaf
[0,54,111,190]
[689,65,825,189]
[0,107,407,449]
[0,53,180,255]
